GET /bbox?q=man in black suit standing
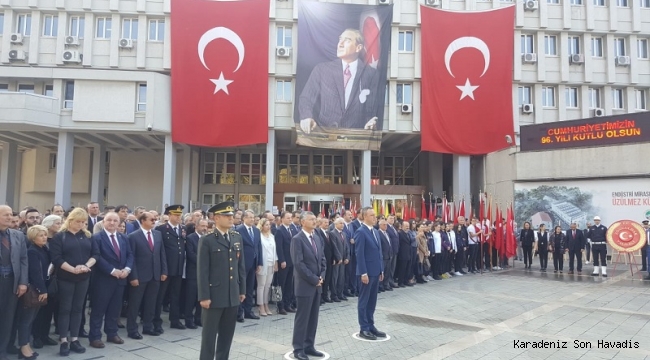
[346,209,362,297]
[126,212,167,339]
[566,222,586,275]
[377,220,393,292]
[89,212,133,348]
[154,205,186,332]
[87,202,103,229]
[184,219,207,329]
[396,221,412,287]
[330,218,349,302]
[290,212,327,360]
[274,211,295,315]
[236,210,262,321]
[317,217,339,303]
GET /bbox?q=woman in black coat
[549,225,567,273]
[519,222,535,269]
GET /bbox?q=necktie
[147,231,154,251]
[176,227,180,236]
[1,233,8,249]
[343,65,351,89]
[309,235,318,255]
[248,227,254,240]
[371,229,379,245]
[110,234,121,259]
[225,232,230,243]
[573,230,576,237]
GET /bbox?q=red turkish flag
[421,6,515,155]
[171,0,269,147]
[362,14,380,69]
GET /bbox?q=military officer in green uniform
[198,202,246,360]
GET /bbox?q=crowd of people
[0,200,628,360]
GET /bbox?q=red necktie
[110,234,121,259]
[573,230,576,237]
[147,231,154,251]
[343,65,351,89]
[309,235,318,255]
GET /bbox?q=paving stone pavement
[32,264,650,359]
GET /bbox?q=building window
[383,156,415,186]
[588,88,601,109]
[18,84,34,94]
[278,154,309,184]
[571,0,583,4]
[642,0,650,8]
[591,37,603,57]
[568,36,581,55]
[276,80,292,102]
[43,15,58,37]
[565,87,579,108]
[239,153,266,185]
[122,18,138,40]
[612,88,625,109]
[44,84,54,97]
[202,193,235,209]
[617,0,628,6]
[384,83,389,105]
[238,194,265,214]
[49,153,57,170]
[16,14,32,36]
[137,83,146,112]
[352,155,379,185]
[521,34,534,54]
[148,19,164,41]
[593,0,606,5]
[544,35,557,56]
[547,0,559,4]
[398,30,414,52]
[518,86,532,106]
[0,84,8,92]
[542,87,556,108]
[203,152,236,184]
[64,81,74,109]
[276,26,292,47]
[634,89,647,110]
[313,155,344,185]
[615,38,626,56]
[69,16,85,38]
[96,17,112,39]
[0,14,4,35]
[396,83,412,104]
[637,39,649,59]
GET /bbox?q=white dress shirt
[104,229,131,275]
[342,59,359,108]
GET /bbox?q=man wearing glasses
[20,208,41,235]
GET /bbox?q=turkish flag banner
[420,6,515,155]
[171,0,269,147]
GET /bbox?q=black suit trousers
[292,289,321,352]
[155,275,182,327]
[396,258,411,285]
[276,266,294,310]
[239,264,256,316]
[569,249,582,271]
[184,278,201,325]
[200,306,238,360]
[323,259,334,299]
[89,279,125,341]
[127,280,159,334]
[455,247,466,272]
[538,249,548,269]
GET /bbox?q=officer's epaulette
[229,230,240,235]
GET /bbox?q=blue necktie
[248,227,253,240]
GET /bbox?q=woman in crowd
[256,218,278,316]
[430,222,442,280]
[42,215,62,240]
[550,225,566,273]
[534,224,549,272]
[49,208,99,356]
[416,223,430,284]
[520,222,535,269]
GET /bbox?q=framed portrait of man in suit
[295,2,393,151]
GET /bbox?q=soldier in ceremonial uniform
[154,205,187,332]
[198,202,246,360]
[587,216,608,277]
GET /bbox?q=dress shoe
[278,309,288,315]
[185,322,198,329]
[155,327,165,334]
[405,283,414,287]
[370,328,387,338]
[89,340,105,349]
[78,329,89,338]
[286,307,296,313]
[340,296,348,301]
[332,297,341,303]
[69,340,86,354]
[117,320,125,328]
[359,330,377,340]
[304,348,324,357]
[128,333,143,340]
[237,316,244,323]
[17,353,37,360]
[385,287,393,291]
[59,343,70,357]
[107,335,124,344]
[194,320,202,327]
[142,330,161,336]
[343,292,353,297]
[245,313,260,320]
[568,271,574,275]
[32,338,44,349]
[293,351,309,360]
[170,322,187,330]
[398,284,406,288]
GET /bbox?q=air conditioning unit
[378,0,391,4]
[615,56,630,66]
[62,50,82,63]
[65,36,79,46]
[425,0,441,6]
[8,50,27,61]
[594,108,605,117]
[119,38,134,49]
[276,47,291,58]
[570,54,584,64]
[522,53,538,63]
[524,0,539,10]
[401,104,412,114]
[10,33,24,44]
[522,104,534,114]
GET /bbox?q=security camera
[147,124,153,131]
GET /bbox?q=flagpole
[479,190,483,275]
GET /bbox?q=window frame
[137,83,147,112]
[593,0,606,5]
[95,16,112,39]
[637,39,649,59]
[0,14,4,35]
[544,35,558,56]
[312,154,344,185]
[42,14,58,37]
[568,36,581,55]
[588,88,601,109]
[634,89,647,110]
[17,84,35,94]
[44,84,54,97]
[148,19,164,42]
[570,0,583,4]
[591,37,604,58]
[239,153,267,185]
[612,88,625,109]
[121,18,138,40]
[398,30,414,52]
[64,81,74,109]
[275,79,292,102]
[276,25,292,47]
[521,34,535,54]
[396,83,412,105]
[614,38,626,57]
[518,86,532,106]
[617,0,628,6]
[16,13,32,36]
[541,86,556,108]
[565,87,579,108]
[68,15,85,38]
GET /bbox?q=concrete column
[162,135,176,209]
[265,129,276,211]
[181,145,192,210]
[54,132,74,209]
[361,150,371,207]
[428,152,443,196]
[452,155,471,200]
[90,144,106,208]
[0,141,17,207]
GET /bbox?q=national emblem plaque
[606,220,646,253]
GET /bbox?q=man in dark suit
[354,207,385,341]
[198,202,246,360]
[386,215,400,288]
[154,205,186,331]
[290,212,327,360]
[377,220,392,292]
[274,211,295,315]
[89,212,134,348]
[0,205,28,360]
[235,210,262,321]
[330,218,349,302]
[298,29,379,132]
[317,218,339,303]
[346,209,362,297]
[396,221,413,287]
[184,219,208,329]
[566,222,586,274]
[87,202,103,229]
[126,212,167,339]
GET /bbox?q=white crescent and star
[620,231,632,241]
[444,36,491,101]
[197,26,245,95]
